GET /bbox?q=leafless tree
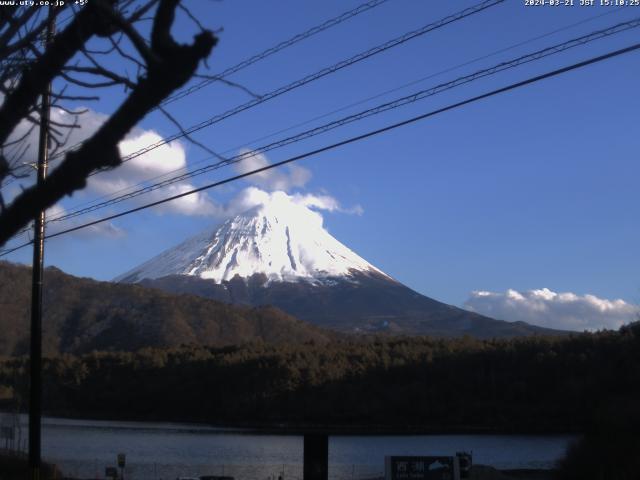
[0,0,218,247]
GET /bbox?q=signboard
[117,453,126,468]
[105,467,118,478]
[385,456,459,480]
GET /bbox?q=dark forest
[1,324,639,433]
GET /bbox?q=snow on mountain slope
[115,192,390,284]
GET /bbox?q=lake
[6,415,576,480]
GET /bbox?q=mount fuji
[116,192,388,286]
[116,192,558,338]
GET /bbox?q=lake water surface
[10,416,576,480]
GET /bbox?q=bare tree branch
[178,3,207,33]
[64,64,137,89]
[0,1,109,149]
[127,0,161,23]
[0,7,39,55]
[0,0,217,245]
[100,2,157,65]
[159,106,227,160]
[193,73,263,99]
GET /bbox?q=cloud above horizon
[220,149,363,220]
[464,288,639,331]
[45,204,125,239]
[3,110,362,241]
[3,107,220,231]
[233,149,312,192]
[211,186,362,227]
[90,129,217,217]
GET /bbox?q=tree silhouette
[0,0,218,246]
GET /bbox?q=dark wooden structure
[303,434,328,480]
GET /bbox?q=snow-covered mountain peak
[115,194,390,285]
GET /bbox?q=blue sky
[3,0,640,328]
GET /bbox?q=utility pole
[29,6,56,480]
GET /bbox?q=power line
[81,0,504,174]
[34,0,390,165]
[48,6,629,219]
[0,6,122,188]
[3,39,638,257]
[0,239,30,257]
[42,17,640,225]
[1,0,506,239]
[0,8,74,187]
[162,0,391,106]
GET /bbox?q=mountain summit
[117,193,562,338]
[116,192,390,285]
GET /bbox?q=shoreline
[2,409,582,436]
[1,452,558,480]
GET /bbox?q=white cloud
[293,192,363,216]
[464,287,639,331]
[233,149,312,192]
[45,204,125,239]
[3,112,362,240]
[217,185,362,225]
[214,148,364,222]
[3,107,218,228]
[87,129,217,217]
[4,106,107,170]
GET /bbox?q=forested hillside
[0,261,333,356]
[1,325,638,432]
[139,272,561,337]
